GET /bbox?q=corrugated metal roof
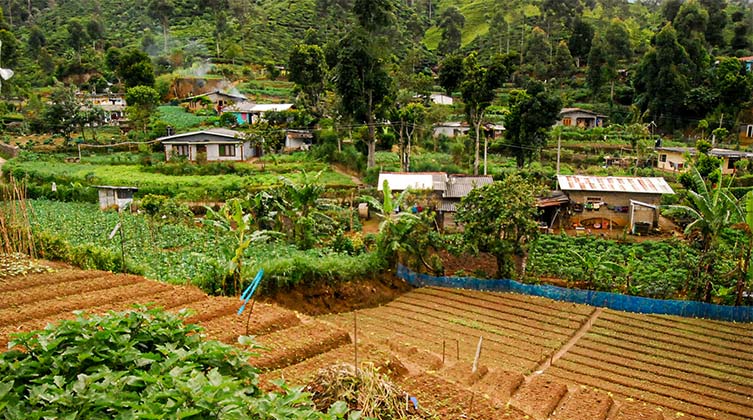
[157,128,245,143]
[444,175,493,198]
[656,147,753,158]
[250,104,294,112]
[557,175,674,194]
[378,173,435,191]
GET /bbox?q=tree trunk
[367,93,376,169]
[163,22,169,53]
[473,111,481,176]
[737,242,751,306]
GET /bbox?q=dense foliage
[5,152,355,202]
[0,307,356,419]
[528,235,698,299]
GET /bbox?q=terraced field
[2,268,751,420]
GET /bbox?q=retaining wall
[397,265,753,323]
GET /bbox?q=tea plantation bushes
[528,235,696,298]
[0,307,353,419]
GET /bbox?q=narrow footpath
[528,307,603,378]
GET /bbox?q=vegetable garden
[21,200,381,295]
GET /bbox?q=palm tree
[670,166,739,302]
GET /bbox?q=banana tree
[205,198,274,295]
[360,180,423,268]
[669,166,739,302]
[731,192,753,305]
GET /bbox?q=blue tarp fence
[397,265,753,323]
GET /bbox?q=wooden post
[353,310,358,376]
[442,340,446,365]
[456,339,460,361]
[472,336,483,374]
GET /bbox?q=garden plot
[325,286,593,374]
[545,308,753,420]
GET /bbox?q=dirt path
[529,307,603,378]
[332,164,364,187]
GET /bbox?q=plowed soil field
[3,266,752,420]
[322,287,753,420]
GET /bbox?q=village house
[376,172,493,230]
[655,146,753,175]
[432,121,470,138]
[284,129,314,151]
[555,107,607,129]
[158,128,257,162]
[223,102,295,125]
[182,90,247,114]
[555,175,674,234]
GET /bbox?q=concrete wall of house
[285,137,306,149]
[739,124,753,145]
[243,142,255,158]
[658,150,737,174]
[565,191,663,228]
[657,150,686,172]
[556,112,603,128]
[0,142,19,158]
[206,144,243,161]
[164,144,196,161]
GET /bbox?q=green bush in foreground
[0,307,359,420]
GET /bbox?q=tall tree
[634,23,692,129]
[43,85,80,142]
[438,6,464,55]
[334,30,391,169]
[116,49,155,89]
[503,81,561,168]
[437,54,463,96]
[461,52,511,175]
[334,0,395,169]
[523,26,550,79]
[568,17,593,67]
[288,43,328,120]
[700,0,727,50]
[455,176,544,279]
[551,40,575,79]
[125,85,160,134]
[148,0,174,53]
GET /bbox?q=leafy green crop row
[527,235,698,298]
[6,159,355,202]
[25,200,380,295]
[0,307,358,419]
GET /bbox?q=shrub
[0,307,353,419]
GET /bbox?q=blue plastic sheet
[397,265,753,323]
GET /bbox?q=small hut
[96,186,138,210]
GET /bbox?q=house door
[196,145,207,162]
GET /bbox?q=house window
[747,125,753,138]
[219,144,236,157]
[660,154,667,163]
[563,117,572,126]
[174,145,189,156]
[116,190,132,199]
[586,196,602,203]
[728,158,737,170]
